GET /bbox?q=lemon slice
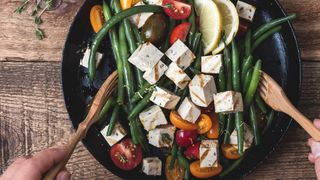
[211,0,239,55]
[194,0,222,55]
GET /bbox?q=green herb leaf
[45,0,53,9]
[35,28,45,40]
[161,133,172,145]
[14,0,30,14]
[34,16,42,25]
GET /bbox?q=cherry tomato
[162,0,191,20]
[189,161,223,178]
[90,5,105,33]
[120,0,133,10]
[110,138,142,170]
[165,156,185,180]
[206,113,219,139]
[236,19,249,37]
[184,142,200,160]
[197,114,212,134]
[170,111,198,131]
[175,129,197,147]
[170,22,191,45]
[221,144,241,160]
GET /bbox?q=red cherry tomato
[184,142,200,160]
[236,19,249,37]
[162,0,191,20]
[170,22,191,45]
[110,138,142,170]
[175,130,197,147]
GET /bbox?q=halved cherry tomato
[132,0,141,5]
[120,0,133,10]
[165,155,185,180]
[184,142,200,160]
[90,5,105,33]
[170,111,198,130]
[162,0,191,20]
[221,144,241,160]
[236,19,249,37]
[175,129,197,147]
[170,22,191,45]
[206,113,219,139]
[197,114,212,134]
[110,138,142,170]
[189,161,223,178]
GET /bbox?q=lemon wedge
[211,0,239,55]
[194,0,222,55]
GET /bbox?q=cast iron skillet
[61,0,301,179]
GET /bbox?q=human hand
[0,147,71,180]
[307,119,320,180]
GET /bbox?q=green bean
[251,26,282,52]
[161,19,176,51]
[88,5,163,82]
[241,55,253,83]
[128,91,152,120]
[242,69,253,93]
[193,43,202,71]
[130,119,139,144]
[131,22,143,44]
[191,33,201,52]
[253,14,296,41]
[177,150,190,180]
[169,143,178,169]
[223,114,234,144]
[106,105,120,135]
[218,113,226,135]
[235,112,244,155]
[135,119,150,153]
[249,103,261,146]
[263,110,275,135]
[219,154,246,177]
[224,42,232,91]
[102,1,124,105]
[231,40,241,91]
[131,82,153,103]
[244,29,252,57]
[119,22,135,107]
[255,94,268,114]
[96,96,115,125]
[218,60,226,92]
[244,60,262,108]
[187,0,196,36]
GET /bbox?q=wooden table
[0,0,319,179]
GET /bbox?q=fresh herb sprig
[14,0,54,40]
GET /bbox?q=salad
[79,0,296,179]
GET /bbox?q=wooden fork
[258,71,320,141]
[43,71,118,180]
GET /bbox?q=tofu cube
[142,157,162,176]
[165,39,195,70]
[150,86,181,110]
[139,105,168,131]
[229,123,254,150]
[165,63,191,89]
[128,42,164,71]
[189,74,217,107]
[201,54,223,74]
[100,122,127,146]
[129,2,154,28]
[143,61,168,84]
[177,97,201,123]
[143,0,163,5]
[236,1,256,22]
[199,140,219,168]
[148,125,176,148]
[80,48,103,68]
[213,91,244,113]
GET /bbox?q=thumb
[28,146,67,174]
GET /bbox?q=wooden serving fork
[43,71,118,180]
[258,71,320,141]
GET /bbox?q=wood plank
[0,60,319,179]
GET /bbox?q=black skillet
[61,0,301,179]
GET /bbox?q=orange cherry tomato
[221,144,241,160]
[206,113,219,139]
[90,5,105,33]
[189,161,223,179]
[132,0,141,5]
[197,114,212,134]
[120,0,133,10]
[170,111,198,130]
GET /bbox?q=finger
[56,169,71,180]
[309,139,320,158]
[26,146,67,174]
[308,138,313,147]
[314,119,320,129]
[309,153,315,163]
[315,158,320,179]
[13,155,32,165]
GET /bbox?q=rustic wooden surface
[0,0,319,179]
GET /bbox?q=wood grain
[0,0,320,179]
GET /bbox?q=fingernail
[59,171,71,180]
